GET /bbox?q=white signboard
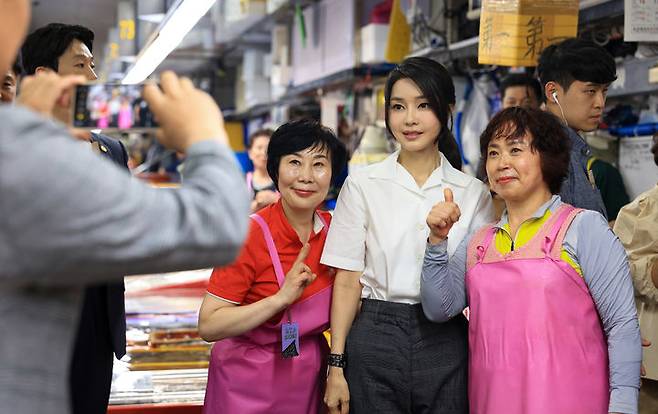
[619,135,658,199]
[624,0,658,42]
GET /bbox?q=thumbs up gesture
[277,244,317,306]
[427,188,461,244]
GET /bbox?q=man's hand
[144,71,228,152]
[17,72,86,119]
[427,188,461,244]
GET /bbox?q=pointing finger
[294,244,311,267]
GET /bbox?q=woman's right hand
[427,188,461,244]
[325,368,350,414]
[275,244,315,306]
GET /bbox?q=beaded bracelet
[327,353,346,368]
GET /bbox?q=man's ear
[34,66,54,75]
[544,81,559,102]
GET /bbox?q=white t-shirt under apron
[321,150,495,304]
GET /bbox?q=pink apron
[465,204,608,414]
[203,213,331,414]
[246,171,253,193]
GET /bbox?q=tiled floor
[640,379,658,414]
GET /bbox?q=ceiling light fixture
[122,0,216,84]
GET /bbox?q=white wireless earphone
[551,90,568,124]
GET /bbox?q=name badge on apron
[281,320,300,358]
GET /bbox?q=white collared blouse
[321,150,495,304]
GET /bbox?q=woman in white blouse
[322,57,494,414]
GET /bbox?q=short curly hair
[479,107,571,194]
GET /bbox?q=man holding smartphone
[1,3,250,413]
[21,22,132,414]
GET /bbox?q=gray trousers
[345,299,469,414]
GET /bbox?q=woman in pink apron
[198,119,347,414]
[420,107,641,413]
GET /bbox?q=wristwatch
[327,353,346,368]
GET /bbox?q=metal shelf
[579,0,624,25]
[226,0,632,120]
[226,63,396,120]
[410,0,625,65]
[608,56,658,98]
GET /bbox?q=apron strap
[250,211,329,288]
[246,171,253,193]
[541,204,576,256]
[549,207,583,258]
[479,227,497,262]
[250,214,286,287]
[467,225,497,270]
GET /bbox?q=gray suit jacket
[0,106,250,413]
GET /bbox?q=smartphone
[72,83,158,131]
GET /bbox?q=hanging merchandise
[295,2,307,47]
[385,0,411,62]
[456,73,499,176]
[349,125,395,174]
[478,0,579,67]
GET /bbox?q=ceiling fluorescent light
[138,13,166,24]
[122,0,216,84]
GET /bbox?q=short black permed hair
[537,38,616,96]
[21,23,95,75]
[266,119,347,189]
[479,107,571,194]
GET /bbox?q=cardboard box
[244,78,271,108]
[291,0,355,86]
[224,0,266,22]
[478,0,579,67]
[267,0,287,14]
[360,24,389,64]
[242,50,268,80]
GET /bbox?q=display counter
[108,403,202,414]
[109,270,212,413]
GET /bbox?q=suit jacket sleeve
[0,106,250,284]
[92,133,130,169]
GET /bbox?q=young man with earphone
[537,38,615,218]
